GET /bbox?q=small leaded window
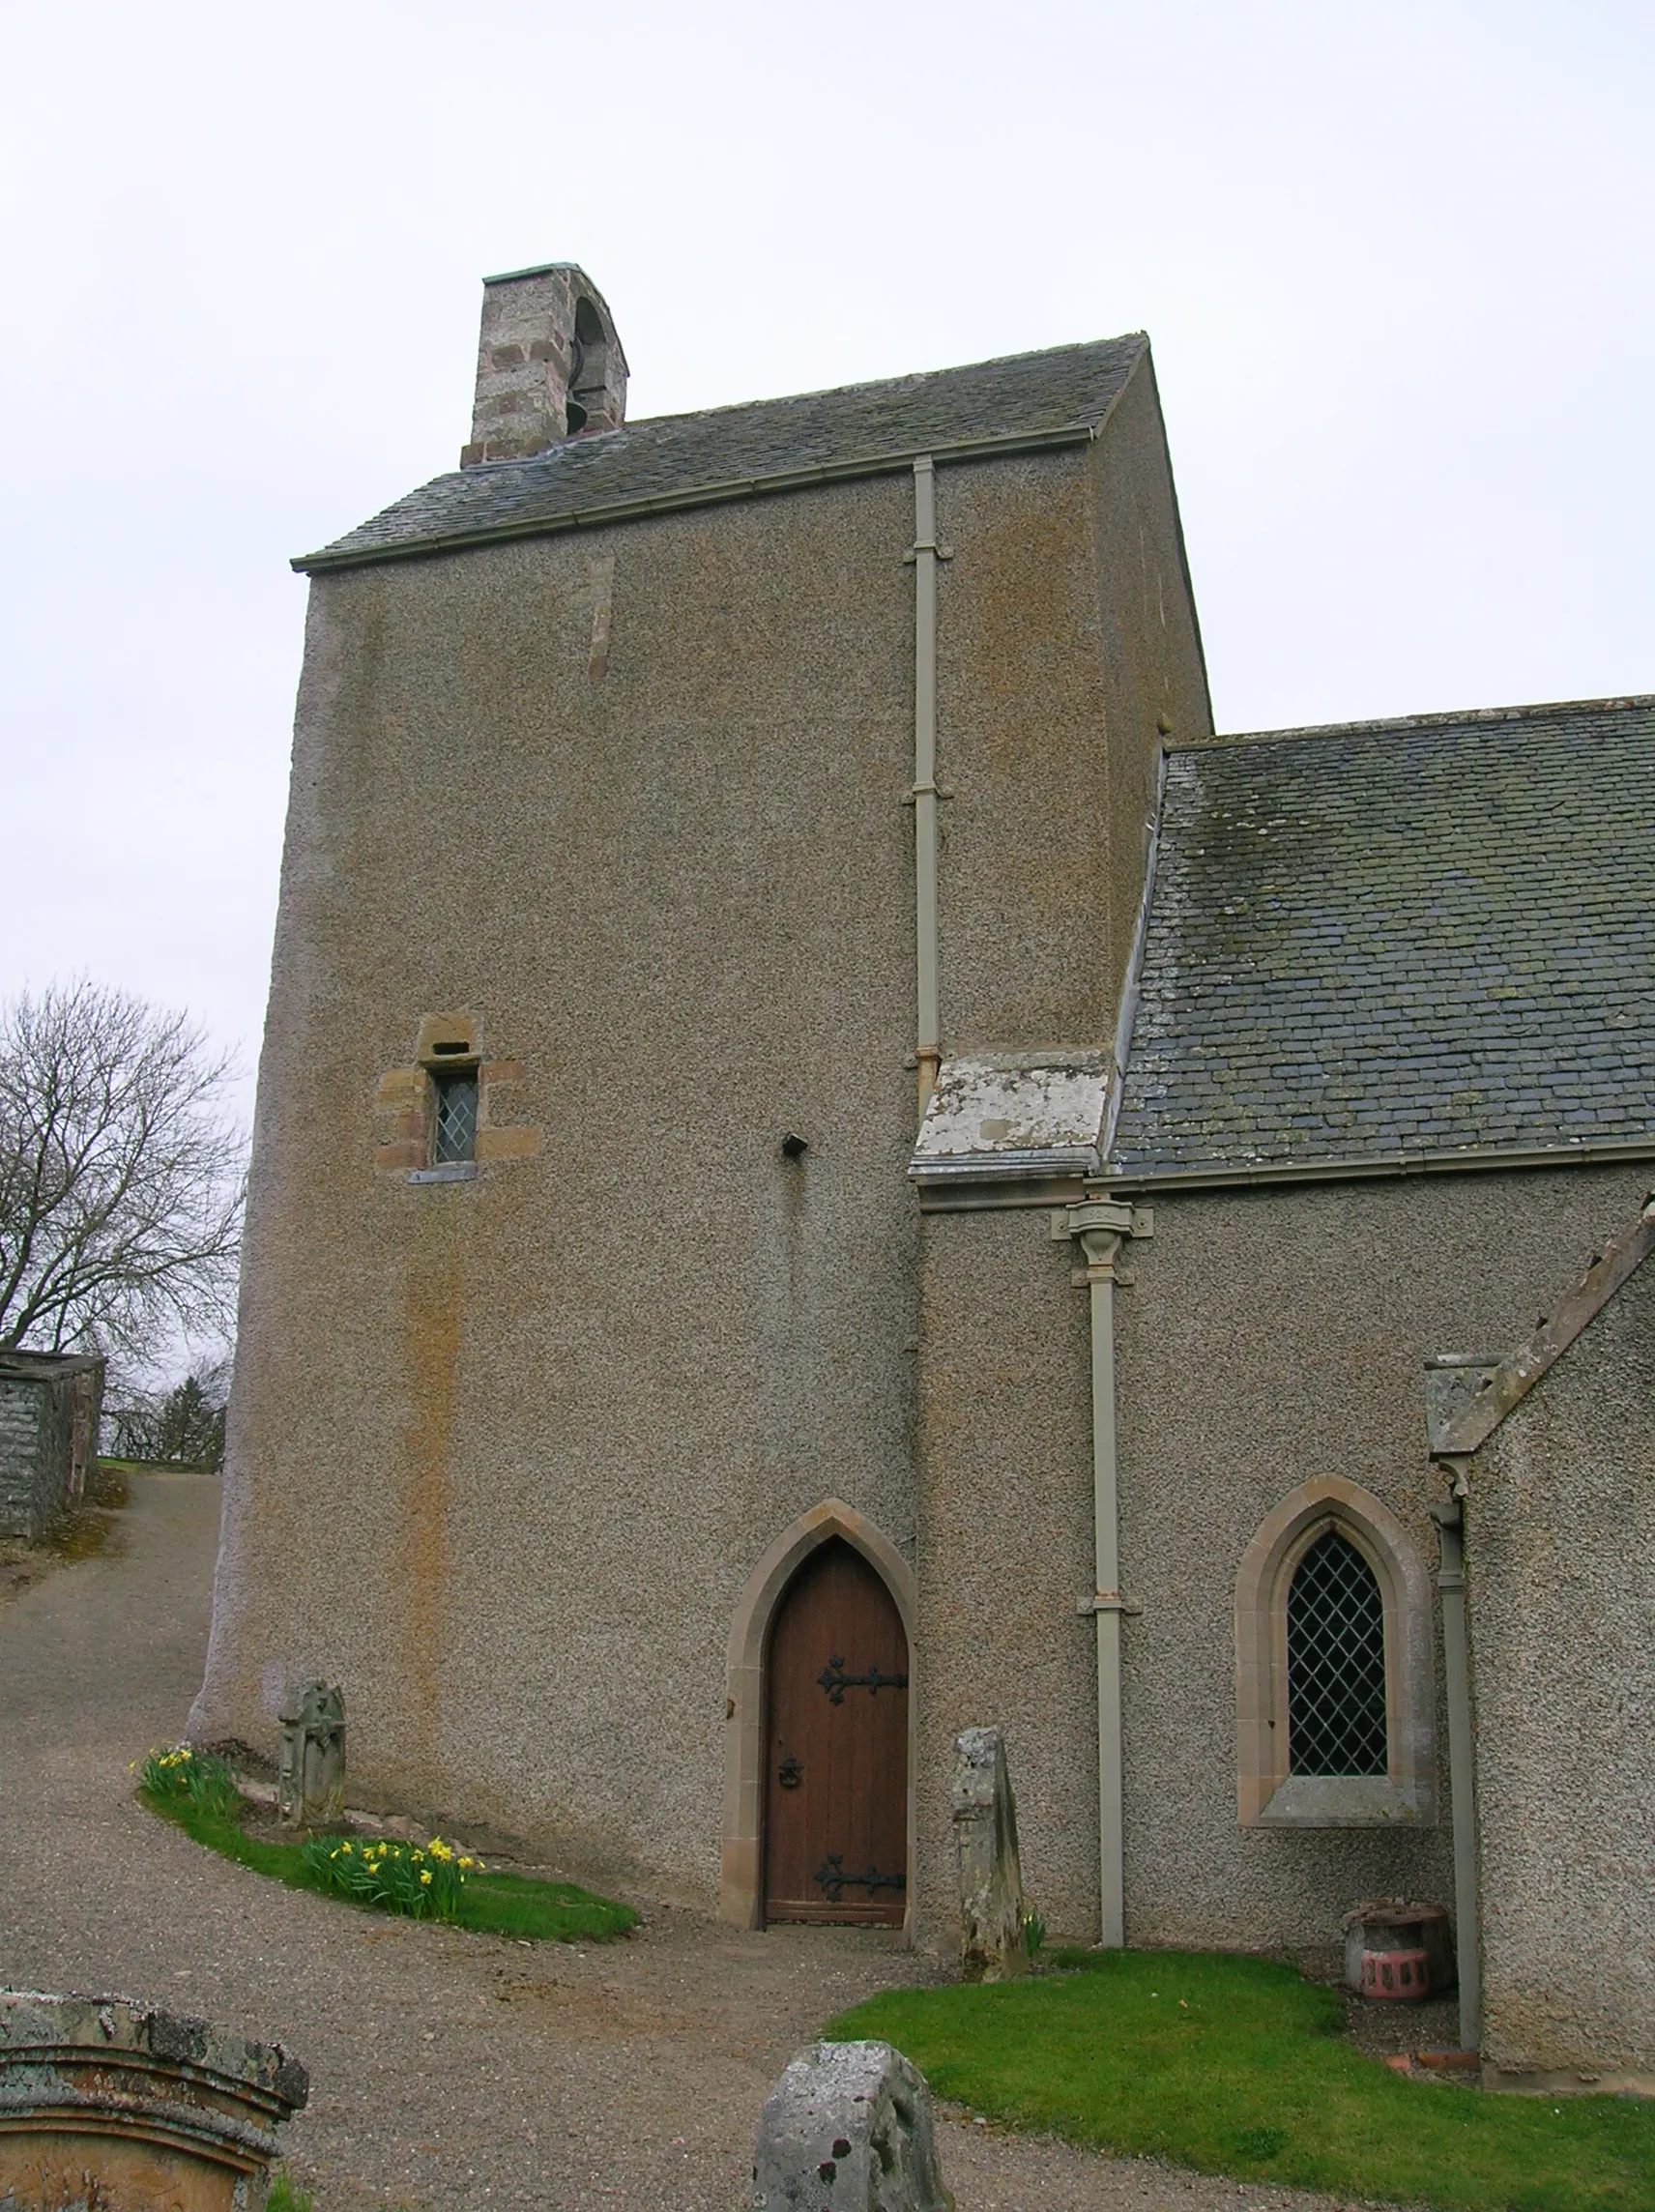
[430,1068,478,1165]
[1287,1529,1387,1777]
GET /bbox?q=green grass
[137,1757,636,1945]
[828,1948,1655,2212]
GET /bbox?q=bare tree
[0,981,245,1358]
[103,1357,231,1470]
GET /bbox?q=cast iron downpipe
[1064,1198,1144,1947]
[1432,1485,1482,2052]
[908,456,950,1112]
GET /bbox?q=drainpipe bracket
[899,783,954,806]
[1054,1201,1150,1241]
[1072,1263,1135,1287]
[902,543,955,564]
[1077,1589,1143,1616]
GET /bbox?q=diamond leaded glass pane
[431,1071,478,1164]
[1287,1530,1387,1776]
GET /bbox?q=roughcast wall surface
[1468,1248,1655,2079]
[193,375,1208,1922]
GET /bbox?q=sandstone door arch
[763,1538,909,1926]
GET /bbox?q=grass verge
[828,1947,1655,2212]
[138,1775,636,1945]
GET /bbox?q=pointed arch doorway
[763,1538,909,1925]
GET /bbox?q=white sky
[2,0,1650,1118]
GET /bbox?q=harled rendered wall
[912,350,1212,1945]
[193,371,1205,1919]
[1107,1165,1650,1958]
[915,1205,1100,1945]
[919,1164,1650,1950]
[1467,1246,1655,2082]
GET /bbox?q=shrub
[300,1834,480,1923]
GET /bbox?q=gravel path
[0,1472,1376,2212]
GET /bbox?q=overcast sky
[2,0,1650,1116]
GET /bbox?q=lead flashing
[1168,691,1655,753]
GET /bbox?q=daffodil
[420,1870,432,1885]
[458,1856,474,1870]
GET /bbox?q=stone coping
[0,1991,308,2152]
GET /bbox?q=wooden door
[764,1539,909,1926]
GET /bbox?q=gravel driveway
[0,1471,1373,2212]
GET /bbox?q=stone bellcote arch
[720,1499,917,1931]
[1235,1474,1435,1827]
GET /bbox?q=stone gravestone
[277,1679,346,1827]
[951,1726,1027,1982]
[0,1989,307,2212]
[752,2040,952,2212]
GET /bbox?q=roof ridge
[1172,692,1655,752]
[446,333,1149,477]
[295,334,1150,573]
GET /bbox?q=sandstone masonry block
[752,2041,951,2212]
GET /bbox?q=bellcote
[460,263,628,468]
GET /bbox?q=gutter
[1099,1133,1655,1196]
[294,422,1096,576]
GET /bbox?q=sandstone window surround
[371,1015,541,1183]
[1234,1474,1435,1828]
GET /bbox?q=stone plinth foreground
[752,2039,952,2211]
[0,1991,308,2212]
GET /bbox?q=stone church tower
[193,261,1211,1940]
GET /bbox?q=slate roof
[295,336,1146,572]
[1109,696,1655,1181]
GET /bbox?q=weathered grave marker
[950,1726,1027,1982]
[276,1679,344,1827]
[752,2040,951,2212]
